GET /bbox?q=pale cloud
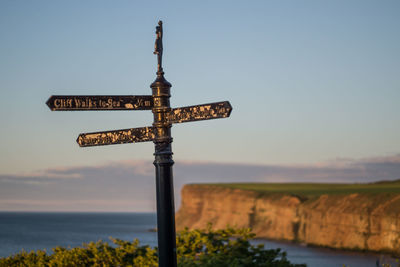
[20,170,83,179]
[0,154,399,212]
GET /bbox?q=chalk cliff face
[175,185,400,255]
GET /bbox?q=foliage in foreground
[0,224,306,267]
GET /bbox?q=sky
[1,0,400,211]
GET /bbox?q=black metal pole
[151,73,177,267]
[151,21,177,267]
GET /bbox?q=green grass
[202,179,400,198]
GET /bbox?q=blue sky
[1,1,400,211]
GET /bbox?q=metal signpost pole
[151,21,177,267]
[151,74,177,266]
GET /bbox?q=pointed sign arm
[77,126,155,147]
[46,95,153,111]
[168,101,232,124]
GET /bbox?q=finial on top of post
[154,20,163,76]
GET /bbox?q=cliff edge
[175,184,400,255]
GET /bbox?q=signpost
[46,20,232,267]
[46,95,153,110]
[76,127,155,147]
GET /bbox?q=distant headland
[176,180,400,256]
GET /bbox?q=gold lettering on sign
[77,127,155,147]
[74,98,81,108]
[113,100,121,108]
[54,99,61,108]
[54,99,74,108]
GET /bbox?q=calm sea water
[0,212,397,266]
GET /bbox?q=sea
[0,212,397,267]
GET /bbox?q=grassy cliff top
[199,180,400,197]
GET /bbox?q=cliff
[175,184,400,255]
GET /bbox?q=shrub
[0,225,306,267]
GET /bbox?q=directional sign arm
[77,126,155,147]
[46,95,153,111]
[168,101,232,124]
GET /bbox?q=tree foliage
[0,225,306,267]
